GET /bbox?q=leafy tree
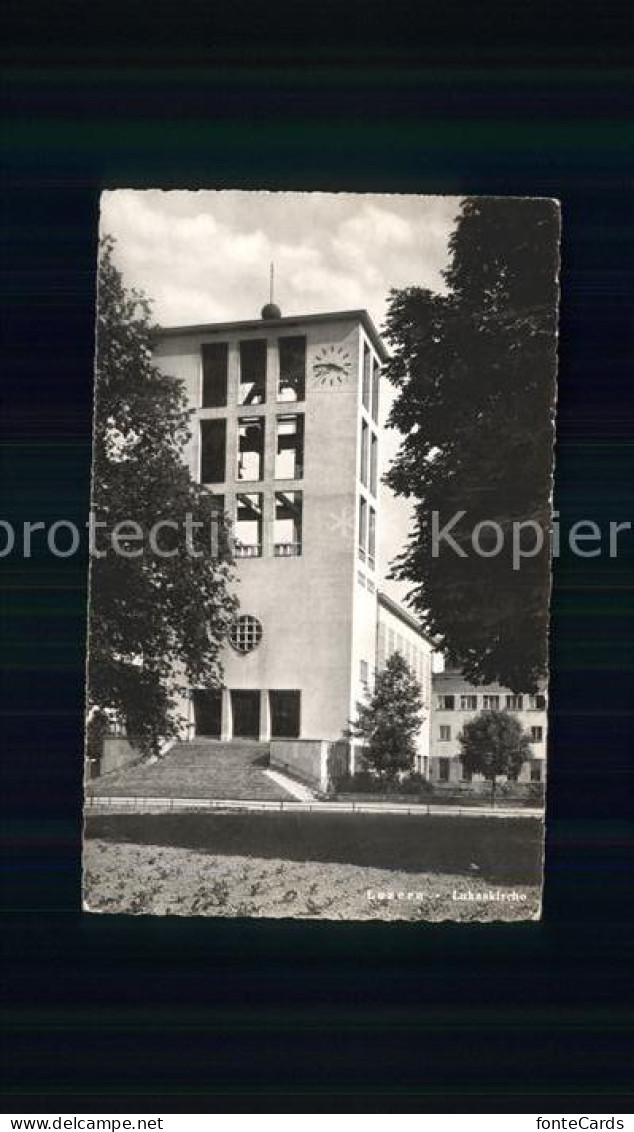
[87,237,237,756]
[384,197,560,692]
[349,652,423,784]
[458,709,533,806]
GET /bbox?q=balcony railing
[274,541,302,557]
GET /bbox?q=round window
[229,614,263,654]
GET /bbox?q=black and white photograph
[82,190,559,921]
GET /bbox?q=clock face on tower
[310,345,353,389]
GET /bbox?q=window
[239,339,266,404]
[460,695,478,711]
[387,628,395,655]
[507,768,519,782]
[506,694,523,711]
[360,659,369,687]
[237,417,265,481]
[530,726,544,743]
[367,506,376,571]
[357,570,366,589]
[362,343,371,409]
[274,491,302,556]
[439,725,451,741]
[360,420,369,486]
[462,766,472,783]
[371,358,380,422]
[278,336,306,402]
[483,694,500,710]
[438,757,450,782]
[437,694,455,710]
[275,414,304,480]
[235,493,263,557]
[201,342,228,407]
[528,694,546,710]
[370,434,378,496]
[200,419,226,484]
[358,496,367,561]
[229,614,263,653]
[530,762,542,783]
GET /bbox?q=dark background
[2,0,633,1108]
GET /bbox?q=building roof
[377,590,437,647]
[154,308,390,363]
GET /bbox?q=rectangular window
[275,414,304,480]
[387,628,395,655]
[235,493,263,557]
[462,765,472,783]
[530,762,542,783]
[367,506,376,571]
[360,659,369,687]
[278,336,306,402]
[483,694,500,710]
[438,757,450,782]
[362,343,371,409]
[238,339,267,405]
[528,694,547,710]
[237,417,265,481]
[201,342,228,407]
[460,695,478,711]
[370,433,378,496]
[360,420,369,486]
[506,694,523,711]
[371,358,380,422]
[530,726,544,742]
[274,491,302,556]
[358,496,367,561]
[437,694,455,710]
[200,419,226,484]
[439,725,451,741]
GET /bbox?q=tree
[458,709,533,806]
[384,197,560,692]
[350,653,423,784]
[87,237,238,756]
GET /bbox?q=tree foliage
[87,237,237,755]
[458,709,533,805]
[384,197,560,691]
[350,652,423,783]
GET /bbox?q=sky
[100,190,461,608]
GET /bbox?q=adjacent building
[430,669,548,786]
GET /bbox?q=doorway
[231,690,261,739]
[193,689,222,738]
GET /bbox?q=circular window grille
[229,614,263,654]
